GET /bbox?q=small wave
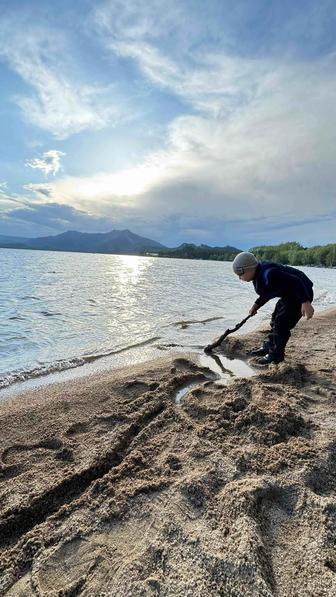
[83,336,161,362]
[0,358,87,389]
[0,336,161,390]
[315,291,336,307]
[156,342,181,351]
[40,310,62,317]
[172,316,223,329]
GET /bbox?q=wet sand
[0,309,336,596]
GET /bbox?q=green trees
[150,240,336,267]
[156,243,241,261]
[250,242,336,267]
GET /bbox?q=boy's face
[238,268,256,282]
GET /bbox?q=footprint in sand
[123,379,159,398]
[65,413,128,439]
[1,438,65,473]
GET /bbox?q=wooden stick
[204,314,252,353]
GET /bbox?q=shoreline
[2,302,335,402]
[2,245,336,269]
[1,308,336,595]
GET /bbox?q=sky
[0,0,336,249]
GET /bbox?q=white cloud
[90,2,336,233]
[111,40,181,89]
[0,190,34,212]
[94,0,186,44]
[28,49,336,243]
[0,182,8,193]
[25,150,65,176]
[93,0,269,117]
[23,183,55,197]
[0,19,123,138]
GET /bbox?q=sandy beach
[1,309,336,596]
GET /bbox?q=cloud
[25,150,65,176]
[0,17,124,138]
[2,201,116,234]
[0,187,35,211]
[71,3,336,245]
[94,1,215,113]
[27,46,335,247]
[23,183,54,198]
[93,0,336,122]
[0,182,8,193]
[38,51,336,219]
[92,1,278,117]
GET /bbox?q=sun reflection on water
[113,255,153,288]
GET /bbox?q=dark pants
[265,292,313,360]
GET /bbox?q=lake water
[1,248,336,393]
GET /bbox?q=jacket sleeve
[255,295,270,308]
[264,269,312,303]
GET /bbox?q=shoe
[249,346,269,357]
[255,354,284,365]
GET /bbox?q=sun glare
[74,162,165,200]
[115,255,152,288]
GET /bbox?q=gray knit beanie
[232,252,258,275]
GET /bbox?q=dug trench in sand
[0,309,336,596]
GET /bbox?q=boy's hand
[301,301,314,319]
[249,303,259,316]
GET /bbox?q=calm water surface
[1,248,336,391]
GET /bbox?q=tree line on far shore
[155,243,241,261]
[153,241,336,267]
[249,242,336,267]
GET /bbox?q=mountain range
[0,229,241,259]
[0,229,166,254]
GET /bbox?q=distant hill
[158,243,241,261]
[0,230,242,260]
[0,229,166,255]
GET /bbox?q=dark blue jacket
[253,262,314,308]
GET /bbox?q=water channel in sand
[175,353,256,403]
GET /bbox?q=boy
[232,252,314,365]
